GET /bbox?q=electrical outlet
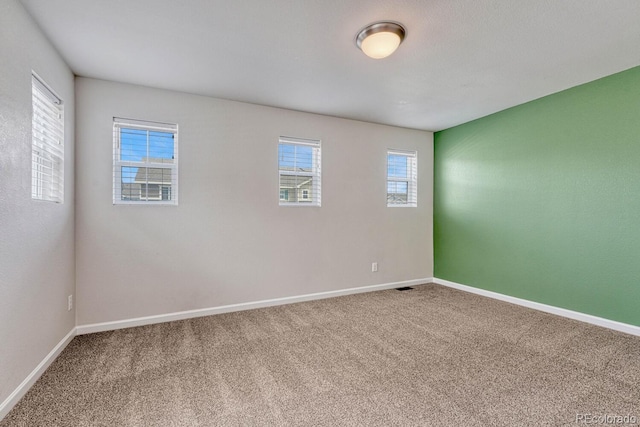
[67,295,73,311]
[372,262,378,272]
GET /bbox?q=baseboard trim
[0,327,76,420]
[433,277,640,337]
[77,278,433,335]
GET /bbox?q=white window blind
[113,118,178,205]
[32,73,64,203]
[278,137,321,206]
[387,149,417,207]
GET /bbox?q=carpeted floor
[2,283,639,426]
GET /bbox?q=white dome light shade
[361,32,402,59]
[356,22,406,59]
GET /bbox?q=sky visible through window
[120,128,174,183]
[387,154,409,194]
[278,144,313,170]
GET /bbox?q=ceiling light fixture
[355,21,406,59]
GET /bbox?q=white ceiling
[19,0,640,131]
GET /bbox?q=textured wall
[434,66,640,326]
[75,78,433,326]
[0,0,75,407]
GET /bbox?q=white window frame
[387,149,417,207]
[31,72,64,203]
[278,137,321,207]
[113,117,178,205]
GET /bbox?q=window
[162,186,171,201]
[31,73,64,203]
[278,137,321,206]
[387,150,417,207]
[113,118,178,205]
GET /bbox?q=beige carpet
[2,283,639,426]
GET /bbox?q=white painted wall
[75,78,433,326]
[0,0,75,408]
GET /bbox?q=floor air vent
[396,287,414,291]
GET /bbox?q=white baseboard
[0,327,76,420]
[77,278,433,335]
[433,277,640,337]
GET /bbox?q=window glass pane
[121,166,140,200]
[148,131,175,163]
[278,144,295,169]
[279,144,313,170]
[388,154,408,178]
[120,129,147,161]
[387,181,409,204]
[120,167,173,201]
[295,146,313,171]
[279,175,314,202]
[387,181,408,194]
[120,128,175,163]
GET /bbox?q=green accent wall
[434,66,640,326]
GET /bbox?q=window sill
[113,201,178,206]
